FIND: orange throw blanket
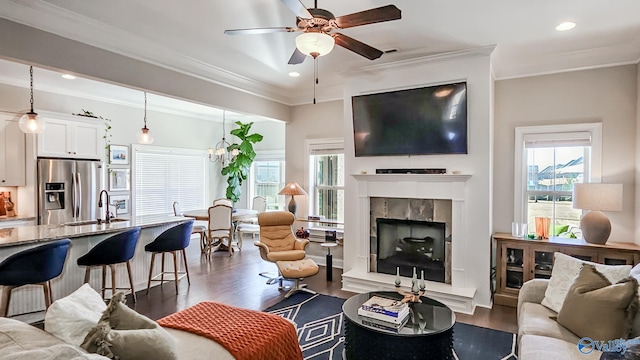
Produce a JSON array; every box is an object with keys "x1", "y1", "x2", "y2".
[{"x1": 158, "y1": 302, "x2": 302, "y2": 360}]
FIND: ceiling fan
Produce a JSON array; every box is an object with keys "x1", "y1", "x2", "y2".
[{"x1": 224, "y1": 0, "x2": 402, "y2": 64}]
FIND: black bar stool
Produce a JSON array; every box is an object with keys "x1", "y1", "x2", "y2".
[
  {"x1": 0, "y1": 239, "x2": 71, "y2": 317},
  {"x1": 145, "y1": 220, "x2": 193, "y2": 294},
  {"x1": 77, "y1": 227, "x2": 140, "y2": 303}
]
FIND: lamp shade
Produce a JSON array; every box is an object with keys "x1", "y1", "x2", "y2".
[
  {"x1": 295, "y1": 32, "x2": 335, "y2": 57},
  {"x1": 572, "y1": 183, "x2": 623, "y2": 211},
  {"x1": 278, "y1": 182, "x2": 307, "y2": 196}
]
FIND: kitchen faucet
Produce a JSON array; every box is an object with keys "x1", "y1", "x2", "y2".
[{"x1": 98, "y1": 190, "x2": 111, "y2": 224}]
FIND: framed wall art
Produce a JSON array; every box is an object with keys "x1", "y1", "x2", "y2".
[
  {"x1": 109, "y1": 145, "x2": 129, "y2": 165},
  {"x1": 109, "y1": 168, "x2": 130, "y2": 191},
  {"x1": 109, "y1": 194, "x2": 130, "y2": 215}
]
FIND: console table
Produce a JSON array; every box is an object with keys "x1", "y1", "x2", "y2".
[
  {"x1": 493, "y1": 233, "x2": 640, "y2": 307},
  {"x1": 342, "y1": 291, "x2": 455, "y2": 360}
]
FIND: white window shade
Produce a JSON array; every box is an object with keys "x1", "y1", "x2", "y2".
[
  {"x1": 524, "y1": 131, "x2": 592, "y2": 148},
  {"x1": 134, "y1": 147, "x2": 206, "y2": 216}
]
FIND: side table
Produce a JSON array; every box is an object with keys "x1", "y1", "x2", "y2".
[{"x1": 320, "y1": 242, "x2": 338, "y2": 281}]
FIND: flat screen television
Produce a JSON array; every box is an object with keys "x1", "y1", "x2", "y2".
[{"x1": 351, "y1": 82, "x2": 468, "y2": 157}]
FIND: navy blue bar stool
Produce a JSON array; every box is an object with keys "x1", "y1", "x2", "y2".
[
  {"x1": 0, "y1": 239, "x2": 71, "y2": 317},
  {"x1": 77, "y1": 227, "x2": 140, "y2": 303},
  {"x1": 145, "y1": 220, "x2": 193, "y2": 294}
]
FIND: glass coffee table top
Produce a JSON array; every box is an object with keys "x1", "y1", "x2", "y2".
[{"x1": 342, "y1": 291, "x2": 456, "y2": 337}]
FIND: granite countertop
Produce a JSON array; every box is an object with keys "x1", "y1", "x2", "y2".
[
  {"x1": 0, "y1": 215, "x2": 37, "y2": 223},
  {"x1": 0, "y1": 215, "x2": 189, "y2": 248}
]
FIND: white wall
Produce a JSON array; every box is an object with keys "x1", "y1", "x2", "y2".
[
  {"x1": 343, "y1": 49, "x2": 495, "y2": 308},
  {"x1": 494, "y1": 65, "x2": 638, "y2": 243},
  {"x1": 285, "y1": 100, "x2": 344, "y2": 219},
  {"x1": 0, "y1": 81, "x2": 285, "y2": 215},
  {"x1": 637, "y1": 63, "x2": 640, "y2": 243}
]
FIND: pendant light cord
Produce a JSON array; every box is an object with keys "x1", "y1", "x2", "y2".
[
  {"x1": 29, "y1": 66, "x2": 34, "y2": 112},
  {"x1": 143, "y1": 91, "x2": 148, "y2": 128},
  {"x1": 313, "y1": 57, "x2": 318, "y2": 104}
]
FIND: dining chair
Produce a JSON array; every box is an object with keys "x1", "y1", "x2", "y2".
[
  {"x1": 206, "y1": 204, "x2": 234, "y2": 256},
  {"x1": 173, "y1": 201, "x2": 208, "y2": 253},
  {"x1": 213, "y1": 198, "x2": 233, "y2": 207}
]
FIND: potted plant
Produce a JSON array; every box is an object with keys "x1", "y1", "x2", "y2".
[{"x1": 221, "y1": 121, "x2": 263, "y2": 203}]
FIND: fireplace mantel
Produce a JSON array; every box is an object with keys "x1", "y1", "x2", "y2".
[
  {"x1": 344, "y1": 171, "x2": 478, "y2": 314},
  {"x1": 352, "y1": 173, "x2": 472, "y2": 182}
]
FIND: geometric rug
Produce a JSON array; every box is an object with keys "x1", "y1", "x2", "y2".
[{"x1": 265, "y1": 293, "x2": 517, "y2": 360}]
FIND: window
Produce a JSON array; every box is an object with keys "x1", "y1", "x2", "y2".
[
  {"x1": 250, "y1": 160, "x2": 285, "y2": 210},
  {"x1": 306, "y1": 139, "x2": 344, "y2": 222},
  {"x1": 132, "y1": 145, "x2": 207, "y2": 216},
  {"x1": 514, "y1": 124, "x2": 602, "y2": 236}
]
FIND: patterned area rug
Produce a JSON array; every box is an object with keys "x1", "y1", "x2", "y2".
[{"x1": 265, "y1": 293, "x2": 517, "y2": 360}]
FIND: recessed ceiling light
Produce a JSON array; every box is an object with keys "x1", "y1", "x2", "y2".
[
  {"x1": 556, "y1": 22, "x2": 576, "y2": 31},
  {"x1": 288, "y1": 72, "x2": 300, "y2": 77},
  {"x1": 61, "y1": 74, "x2": 76, "y2": 80}
]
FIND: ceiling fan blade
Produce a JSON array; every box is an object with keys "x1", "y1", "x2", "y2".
[
  {"x1": 224, "y1": 27, "x2": 297, "y2": 35},
  {"x1": 288, "y1": 48, "x2": 307, "y2": 64},
  {"x1": 333, "y1": 33, "x2": 383, "y2": 60},
  {"x1": 334, "y1": 5, "x2": 402, "y2": 29},
  {"x1": 280, "y1": 0, "x2": 313, "y2": 19}
]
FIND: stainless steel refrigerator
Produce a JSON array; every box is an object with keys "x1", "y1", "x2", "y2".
[{"x1": 37, "y1": 158, "x2": 104, "y2": 225}]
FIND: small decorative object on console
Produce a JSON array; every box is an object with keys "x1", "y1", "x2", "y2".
[
  {"x1": 395, "y1": 267, "x2": 426, "y2": 303},
  {"x1": 295, "y1": 227, "x2": 310, "y2": 239}
]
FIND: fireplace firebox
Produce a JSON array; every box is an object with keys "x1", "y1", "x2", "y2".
[{"x1": 376, "y1": 218, "x2": 446, "y2": 283}]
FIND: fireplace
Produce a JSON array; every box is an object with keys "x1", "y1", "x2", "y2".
[{"x1": 376, "y1": 218, "x2": 446, "y2": 282}]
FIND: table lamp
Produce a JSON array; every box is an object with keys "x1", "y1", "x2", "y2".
[
  {"x1": 572, "y1": 183, "x2": 623, "y2": 244},
  {"x1": 278, "y1": 182, "x2": 307, "y2": 216}
]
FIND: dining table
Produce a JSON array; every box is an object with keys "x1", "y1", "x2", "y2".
[
  {"x1": 182, "y1": 208, "x2": 258, "y2": 222},
  {"x1": 182, "y1": 208, "x2": 258, "y2": 256}
]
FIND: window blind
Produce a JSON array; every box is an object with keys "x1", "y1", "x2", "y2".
[
  {"x1": 134, "y1": 148, "x2": 206, "y2": 216},
  {"x1": 524, "y1": 131, "x2": 592, "y2": 148}
]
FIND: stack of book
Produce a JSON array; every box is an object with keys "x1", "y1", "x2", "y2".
[{"x1": 357, "y1": 295, "x2": 410, "y2": 328}]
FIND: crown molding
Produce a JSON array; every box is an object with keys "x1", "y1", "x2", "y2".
[
  {"x1": 0, "y1": 0, "x2": 295, "y2": 105},
  {"x1": 343, "y1": 45, "x2": 496, "y2": 77}
]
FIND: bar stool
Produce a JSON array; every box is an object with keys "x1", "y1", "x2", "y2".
[
  {"x1": 77, "y1": 227, "x2": 141, "y2": 303},
  {"x1": 173, "y1": 201, "x2": 207, "y2": 253},
  {"x1": 145, "y1": 220, "x2": 193, "y2": 294},
  {"x1": 0, "y1": 239, "x2": 71, "y2": 317}
]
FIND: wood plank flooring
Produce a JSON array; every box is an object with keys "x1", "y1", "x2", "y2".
[{"x1": 128, "y1": 237, "x2": 518, "y2": 334}]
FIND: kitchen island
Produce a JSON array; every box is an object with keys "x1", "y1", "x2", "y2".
[{"x1": 0, "y1": 215, "x2": 190, "y2": 317}]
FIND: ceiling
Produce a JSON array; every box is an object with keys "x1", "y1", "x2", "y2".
[{"x1": 0, "y1": 0, "x2": 639, "y2": 108}]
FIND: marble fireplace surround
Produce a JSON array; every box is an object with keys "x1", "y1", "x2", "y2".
[
  {"x1": 343, "y1": 173, "x2": 477, "y2": 314},
  {"x1": 370, "y1": 197, "x2": 452, "y2": 284}
]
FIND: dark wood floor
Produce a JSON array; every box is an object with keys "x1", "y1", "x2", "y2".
[{"x1": 128, "y1": 238, "x2": 518, "y2": 334}]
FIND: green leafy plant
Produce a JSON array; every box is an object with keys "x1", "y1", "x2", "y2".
[{"x1": 221, "y1": 121, "x2": 263, "y2": 203}]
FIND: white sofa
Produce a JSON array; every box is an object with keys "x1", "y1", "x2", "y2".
[
  {"x1": 517, "y1": 278, "x2": 602, "y2": 359},
  {"x1": 0, "y1": 316, "x2": 233, "y2": 360}
]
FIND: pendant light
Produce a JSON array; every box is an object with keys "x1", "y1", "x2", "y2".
[
  {"x1": 136, "y1": 91, "x2": 154, "y2": 144},
  {"x1": 19, "y1": 66, "x2": 46, "y2": 134}
]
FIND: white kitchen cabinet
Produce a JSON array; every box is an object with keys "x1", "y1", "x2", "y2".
[
  {"x1": 0, "y1": 115, "x2": 26, "y2": 186},
  {"x1": 37, "y1": 116, "x2": 103, "y2": 160}
]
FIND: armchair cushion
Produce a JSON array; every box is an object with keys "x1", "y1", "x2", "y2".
[{"x1": 266, "y1": 250, "x2": 307, "y2": 262}]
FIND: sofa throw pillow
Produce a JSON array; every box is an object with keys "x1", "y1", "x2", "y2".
[
  {"x1": 557, "y1": 264, "x2": 638, "y2": 342},
  {"x1": 81, "y1": 292, "x2": 178, "y2": 360},
  {"x1": 44, "y1": 283, "x2": 107, "y2": 346},
  {"x1": 541, "y1": 252, "x2": 632, "y2": 313}
]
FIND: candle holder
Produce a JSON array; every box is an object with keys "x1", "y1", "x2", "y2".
[{"x1": 394, "y1": 267, "x2": 426, "y2": 303}]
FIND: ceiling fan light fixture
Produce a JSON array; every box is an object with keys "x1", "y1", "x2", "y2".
[{"x1": 295, "y1": 32, "x2": 335, "y2": 58}]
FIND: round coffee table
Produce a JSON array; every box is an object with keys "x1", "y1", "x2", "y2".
[{"x1": 342, "y1": 291, "x2": 455, "y2": 360}]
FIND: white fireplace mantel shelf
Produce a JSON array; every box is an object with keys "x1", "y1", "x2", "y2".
[{"x1": 352, "y1": 173, "x2": 472, "y2": 182}]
